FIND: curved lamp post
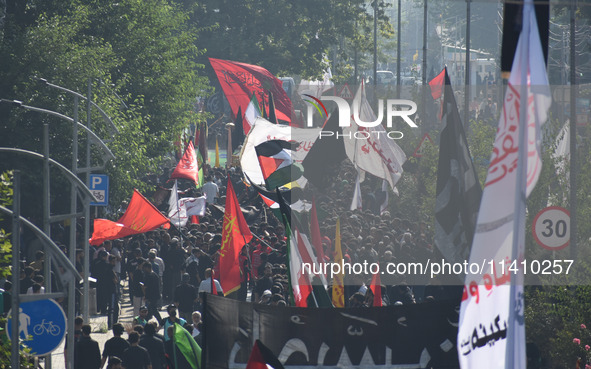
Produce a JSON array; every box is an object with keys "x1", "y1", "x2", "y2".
[{"x1": 1, "y1": 94, "x2": 115, "y2": 369}]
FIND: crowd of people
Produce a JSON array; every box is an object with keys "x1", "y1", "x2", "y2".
[{"x1": 0, "y1": 157, "x2": 462, "y2": 368}]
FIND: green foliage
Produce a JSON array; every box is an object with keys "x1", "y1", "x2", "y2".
[
  {"x1": 0, "y1": 0, "x2": 210, "y2": 214},
  {"x1": 465, "y1": 118, "x2": 496, "y2": 188},
  {"x1": 0, "y1": 330, "x2": 36, "y2": 369},
  {"x1": 194, "y1": 0, "x2": 393, "y2": 80},
  {"x1": 526, "y1": 284, "x2": 591, "y2": 368},
  {"x1": 0, "y1": 172, "x2": 34, "y2": 368},
  {"x1": 0, "y1": 171, "x2": 13, "y2": 280}
]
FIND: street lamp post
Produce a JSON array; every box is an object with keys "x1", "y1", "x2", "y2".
[
  {"x1": 226, "y1": 122, "x2": 235, "y2": 168},
  {"x1": 0, "y1": 97, "x2": 113, "y2": 368},
  {"x1": 36, "y1": 77, "x2": 118, "y2": 322},
  {"x1": 2, "y1": 148, "x2": 90, "y2": 368}
]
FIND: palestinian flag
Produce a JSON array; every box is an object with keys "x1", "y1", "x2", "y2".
[
  {"x1": 255, "y1": 140, "x2": 301, "y2": 190},
  {"x1": 246, "y1": 340, "x2": 285, "y2": 369}
]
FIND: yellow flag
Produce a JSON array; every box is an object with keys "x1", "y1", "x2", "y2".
[
  {"x1": 215, "y1": 137, "x2": 220, "y2": 168},
  {"x1": 413, "y1": 50, "x2": 419, "y2": 62},
  {"x1": 332, "y1": 218, "x2": 344, "y2": 308}
]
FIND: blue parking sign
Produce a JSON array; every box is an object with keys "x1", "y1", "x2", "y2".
[
  {"x1": 7, "y1": 299, "x2": 67, "y2": 356},
  {"x1": 89, "y1": 174, "x2": 109, "y2": 206}
]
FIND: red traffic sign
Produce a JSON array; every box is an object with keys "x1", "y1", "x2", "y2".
[
  {"x1": 338, "y1": 83, "x2": 354, "y2": 100},
  {"x1": 532, "y1": 206, "x2": 570, "y2": 250},
  {"x1": 413, "y1": 133, "x2": 434, "y2": 158}
]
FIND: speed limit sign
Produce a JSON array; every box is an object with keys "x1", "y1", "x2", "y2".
[{"x1": 532, "y1": 206, "x2": 570, "y2": 250}]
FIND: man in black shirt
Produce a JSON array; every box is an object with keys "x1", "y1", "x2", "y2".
[
  {"x1": 122, "y1": 331, "x2": 152, "y2": 369},
  {"x1": 254, "y1": 263, "x2": 274, "y2": 303},
  {"x1": 101, "y1": 323, "x2": 129, "y2": 368},
  {"x1": 173, "y1": 273, "x2": 197, "y2": 322},
  {"x1": 131, "y1": 261, "x2": 145, "y2": 317},
  {"x1": 196, "y1": 248, "x2": 213, "y2": 282},
  {"x1": 19, "y1": 267, "x2": 35, "y2": 294},
  {"x1": 74, "y1": 324, "x2": 101, "y2": 369},
  {"x1": 167, "y1": 238, "x2": 187, "y2": 298},
  {"x1": 142, "y1": 262, "x2": 162, "y2": 325},
  {"x1": 139, "y1": 323, "x2": 166, "y2": 369},
  {"x1": 94, "y1": 250, "x2": 111, "y2": 315}
]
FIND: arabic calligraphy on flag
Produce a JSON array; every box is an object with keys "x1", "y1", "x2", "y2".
[{"x1": 457, "y1": 1, "x2": 551, "y2": 367}]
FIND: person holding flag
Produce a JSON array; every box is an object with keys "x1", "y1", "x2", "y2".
[{"x1": 198, "y1": 268, "x2": 223, "y2": 296}]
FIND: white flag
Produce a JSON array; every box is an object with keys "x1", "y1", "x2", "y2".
[
  {"x1": 343, "y1": 83, "x2": 406, "y2": 191},
  {"x1": 240, "y1": 117, "x2": 320, "y2": 185},
  {"x1": 168, "y1": 180, "x2": 179, "y2": 216},
  {"x1": 458, "y1": 1, "x2": 551, "y2": 368},
  {"x1": 350, "y1": 172, "x2": 363, "y2": 211},
  {"x1": 168, "y1": 196, "x2": 207, "y2": 228},
  {"x1": 183, "y1": 196, "x2": 207, "y2": 217}
]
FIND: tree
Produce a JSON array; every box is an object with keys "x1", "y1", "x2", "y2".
[
  {"x1": 193, "y1": 0, "x2": 393, "y2": 79},
  {"x1": 0, "y1": 0, "x2": 210, "y2": 221},
  {"x1": 0, "y1": 170, "x2": 35, "y2": 369}
]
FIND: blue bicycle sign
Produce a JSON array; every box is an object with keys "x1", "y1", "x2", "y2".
[{"x1": 7, "y1": 299, "x2": 67, "y2": 356}]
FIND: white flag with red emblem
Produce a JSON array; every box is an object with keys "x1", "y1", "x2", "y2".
[{"x1": 342, "y1": 83, "x2": 406, "y2": 191}]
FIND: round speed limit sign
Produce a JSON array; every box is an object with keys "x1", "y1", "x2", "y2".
[{"x1": 532, "y1": 206, "x2": 570, "y2": 250}]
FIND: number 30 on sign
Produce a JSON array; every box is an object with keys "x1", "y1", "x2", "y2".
[{"x1": 532, "y1": 206, "x2": 570, "y2": 250}]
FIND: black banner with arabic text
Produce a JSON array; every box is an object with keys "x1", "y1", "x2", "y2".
[{"x1": 203, "y1": 294, "x2": 460, "y2": 368}]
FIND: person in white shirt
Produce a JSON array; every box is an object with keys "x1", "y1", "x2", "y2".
[
  {"x1": 191, "y1": 311, "x2": 201, "y2": 338},
  {"x1": 26, "y1": 275, "x2": 45, "y2": 294},
  {"x1": 27, "y1": 283, "x2": 44, "y2": 294},
  {"x1": 201, "y1": 177, "x2": 219, "y2": 205},
  {"x1": 198, "y1": 268, "x2": 223, "y2": 296},
  {"x1": 149, "y1": 248, "x2": 165, "y2": 279}
]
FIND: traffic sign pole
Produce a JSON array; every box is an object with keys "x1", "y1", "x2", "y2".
[{"x1": 11, "y1": 171, "x2": 21, "y2": 369}]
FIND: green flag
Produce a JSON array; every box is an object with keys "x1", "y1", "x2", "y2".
[{"x1": 173, "y1": 323, "x2": 201, "y2": 369}]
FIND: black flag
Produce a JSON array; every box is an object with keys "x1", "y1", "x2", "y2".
[
  {"x1": 434, "y1": 68, "x2": 482, "y2": 268},
  {"x1": 232, "y1": 106, "x2": 245, "y2": 153},
  {"x1": 268, "y1": 91, "x2": 278, "y2": 124},
  {"x1": 302, "y1": 109, "x2": 347, "y2": 190},
  {"x1": 501, "y1": 0, "x2": 549, "y2": 76}
]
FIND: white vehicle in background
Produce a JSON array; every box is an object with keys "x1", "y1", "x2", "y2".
[{"x1": 376, "y1": 70, "x2": 396, "y2": 85}]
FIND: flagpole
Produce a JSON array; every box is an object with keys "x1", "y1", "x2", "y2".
[
  {"x1": 240, "y1": 235, "x2": 253, "y2": 300},
  {"x1": 506, "y1": 3, "x2": 530, "y2": 368},
  {"x1": 569, "y1": 0, "x2": 577, "y2": 260}
]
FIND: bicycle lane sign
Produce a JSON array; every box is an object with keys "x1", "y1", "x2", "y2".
[{"x1": 7, "y1": 299, "x2": 67, "y2": 356}]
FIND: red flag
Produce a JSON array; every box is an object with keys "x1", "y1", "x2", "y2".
[
  {"x1": 218, "y1": 176, "x2": 253, "y2": 295},
  {"x1": 370, "y1": 272, "x2": 382, "y2": 307},
  {"x1": 89, "y1": 190, "x2": 169, "y2": 245},
  {"x1": 429, "y1": 68, "x2": 446, "y2": 100},
  {"x1": 310, "y1": 198, "x2": 325, "y2": 263},
  {"x1": 293, "y1": 231, "x2": 314, "y2": 307},
  {"x1": 246, "y1": 340, "x2": 285, "y2": 369},
  {"x1": 170, "y1": 141, "x2": 199, "y2": 185},
  {"x1": 209, "y1": 58, "x2": 291, "y2": 123}
]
